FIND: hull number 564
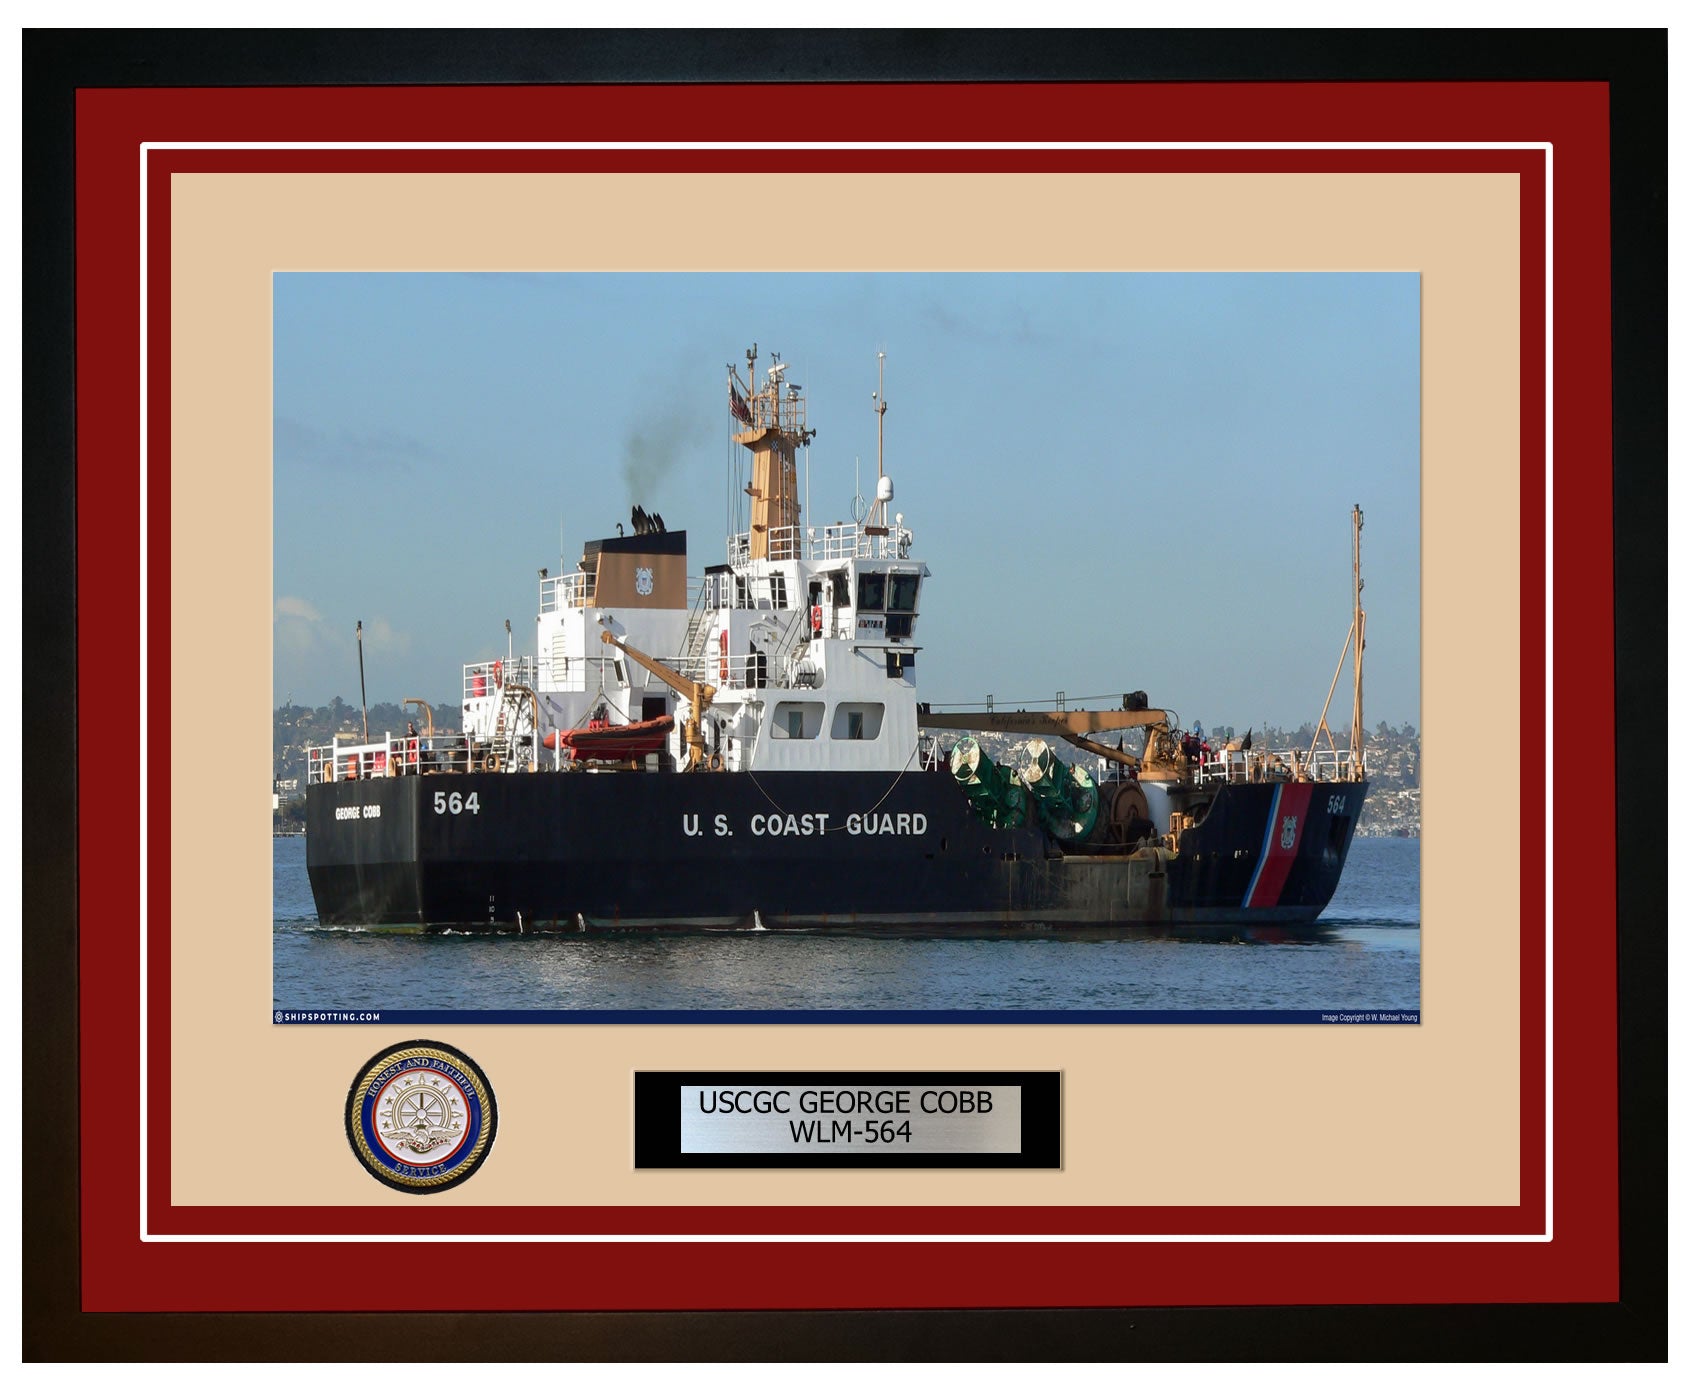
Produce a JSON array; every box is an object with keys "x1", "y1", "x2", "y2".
[{"x1": 433, "y1": 791, "x2": 482, "y2": 816}]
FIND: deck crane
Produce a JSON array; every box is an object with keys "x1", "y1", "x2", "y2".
[{"x1": 598, "y1": 627, "x2": 717, "y2": 771}]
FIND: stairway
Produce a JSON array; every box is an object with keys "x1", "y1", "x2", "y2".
[{"x1": 682, "y1": 608, "x2": 711, "y2": 682}]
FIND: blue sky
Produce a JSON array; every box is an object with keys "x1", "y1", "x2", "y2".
[{"x1": 274, "y1": 272, "x2": 1419, "y2": 731}]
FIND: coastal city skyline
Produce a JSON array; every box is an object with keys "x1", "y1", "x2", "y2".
[{"x1": 274, "y1": 271, "x2": 1420, "y2": 731}]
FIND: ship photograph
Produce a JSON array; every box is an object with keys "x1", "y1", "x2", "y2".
[{"x1": 273, "y1": 272, "x2": 1420, "y2": 1019}]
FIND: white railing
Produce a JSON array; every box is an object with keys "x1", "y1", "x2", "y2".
[
  {"x1": 712, "y1": 653, "x2": 771, "y2": 691},
  {"x1": 545, "y1": 570, "x2": 703, "y2": 615},
  {"x1": 464, "y1": 656, "x2": 538, "y2": 701},
  {"x1": 1194, "y1": 747, "x2": 1363, "y2": 785},
  {"x1": 918, "y1": 734, "x2": 952, "y2": 772},
  {"x1": 809, "y1": 521, "x2": 866, "y2": 561},
  {"x1": 806, "y1": 521, "x2": 916, "y2": 562},
  {"x1": 705, "y1": 569, "x2": 775, "y2": 611},
  {"x1": 542, "y1": 654, "x2": 622, "y2": 693},
  {"x1": 731, "y1": 523, "x2": 921, "y2": 565},
  {"x1": 540, "y1": 571, "x2": 595, "y2": 613},
  {"x1": 1298, "y1": 748, "x2": 1364, "y2": 782},
  {"x1": 728, "y1": 529, "x2": 803, "y2": 564},
  {"x1": 307, "y1": 732, "x2": 477, "y2": 783}
]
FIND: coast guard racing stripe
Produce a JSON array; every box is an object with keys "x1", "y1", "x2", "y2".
[{"x1": 1241, "y1": 784, "x2": 1315, "y2": 909}]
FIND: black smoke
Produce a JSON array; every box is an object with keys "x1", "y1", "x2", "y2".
[{"x1": 621, "y1": 403, "x2": 692, "y2": 505}]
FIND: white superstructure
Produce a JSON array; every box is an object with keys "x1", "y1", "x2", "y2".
[
  {"x1": 690, "y1": 517, "x2": 927, "y2": 773},
  {"x1": 453, "y1": 346, "x2": 930, "y2": 775}
]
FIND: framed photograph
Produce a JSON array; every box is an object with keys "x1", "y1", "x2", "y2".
[
  {"x1": 23, "y1": 29, "x2": 1666, "y2": 1360},
  {"x1": 272, "y1": 267, "x2": 1419, "y2": 1025}
]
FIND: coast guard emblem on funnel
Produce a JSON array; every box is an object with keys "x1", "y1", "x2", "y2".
[
  {"x1": 635, "y1": 566, "x2": 654, "y2": 596},
  {"x1": 1280, "y1": 815, "x2": 1298, "y2": 850},
  {"x1": 345, "y1": 1041, "x2": 497, "y2": 1194}
]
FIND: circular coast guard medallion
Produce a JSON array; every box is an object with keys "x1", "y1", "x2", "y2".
[{"x1": 345, "y1": 1040, "x2": 497, "y2": 1194}]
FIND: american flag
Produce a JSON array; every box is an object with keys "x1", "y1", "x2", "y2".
[{"x1": 729, "y1": 386, "x2": 753, "y2": 426}]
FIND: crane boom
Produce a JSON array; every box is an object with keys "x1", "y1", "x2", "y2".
[
  {"x1": 917, "y1": 708, "x2": 1170, "y2": 735},
  {"x1": 599, "y1": 627, "x2": 704, "y2": 702},
  {"x1": 919, "y1": 707, "x2": 1182, "y2": 779},
  {"x1": 598, "y1": 628, "x2": 717, "y2": 769}
]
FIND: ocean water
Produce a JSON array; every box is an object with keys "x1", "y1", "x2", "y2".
[{"x1": 272, "y1": 836, "x2": 1420, "y2": 1019}]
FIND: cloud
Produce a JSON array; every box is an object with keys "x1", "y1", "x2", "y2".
[
  {"x1": 274, "y1": 417, "x2": 444, "y2": 475},
  {"x1": 273, "y1": 598, "x2": 409, "y2": 671},
  {"x1": 360, "y1": 618, "x2": 411, "y2": 656},
  {"x1": 274, "y1": 595, "x2": 325, "y2": 663},
  {"x1": 922, "y1": 298, "x2": 1056, "y2": 349}
]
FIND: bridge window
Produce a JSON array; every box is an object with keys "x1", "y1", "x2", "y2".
[
  {"x1": 887, "y1": 572, "x2": 921, "y2": 612},
  {"x1": 856, "y1": 572, "x2": 886, "y2": 611}
]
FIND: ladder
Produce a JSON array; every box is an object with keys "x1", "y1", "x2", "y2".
[
  {"x1": 487, "y1": 687, "x2": 528, "y2": 771},
  {"x1": 682, "y1": 608, "x2": 711, "y2": 682},
  {"x1": 675, "y1": 579, "x2": 712, "y2": 682}
]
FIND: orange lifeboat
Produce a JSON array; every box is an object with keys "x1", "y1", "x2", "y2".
[{"x1": 544, "y1": 714, "x2": 675, "y2": 762}]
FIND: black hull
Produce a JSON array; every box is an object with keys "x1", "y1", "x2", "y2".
[{"x1": 304, "y1": 771, "x2": 1366, "y2": 933}]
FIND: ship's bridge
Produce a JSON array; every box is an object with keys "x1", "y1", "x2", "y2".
[
  {"x1": 693, "y1": 344, "x2": 927, "y2": 772},
  {"x1": 706, "y1": 521, "x2": 926, "y2": 682},
  {"x1": 692, "y1": 518, "x2": 926, "y2": 774}
]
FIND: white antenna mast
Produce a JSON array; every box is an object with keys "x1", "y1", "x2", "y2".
[
  {"x1": 875, "y1": 350, "x2": 887, "y2": 528},
  {"x1": 804, "y1": 362, "x2": 811, "y2": 535}
]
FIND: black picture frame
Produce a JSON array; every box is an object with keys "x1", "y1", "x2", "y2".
[{"x1": 22, "y1": 27, "x2": 1667, "y2": 1362}]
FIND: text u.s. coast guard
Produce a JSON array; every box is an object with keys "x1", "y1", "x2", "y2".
[{"x1": 681, "y1": 811, "x2": 927, "y2": 838}]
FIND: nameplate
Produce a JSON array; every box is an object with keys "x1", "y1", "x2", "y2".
[{"x1": 634, "y1": 1071, "x2": 1060, "y2": 1168}]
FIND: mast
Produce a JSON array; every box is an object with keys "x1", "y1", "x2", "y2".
[
  {"x1": 731, "y1": 344, "x2": 814, "y2": 560},
  {"x1": 875, "y1": 352, "x2": 887, "y2": 528},
  {"x1": 863, "y1": 351, "x2": 890, "y2": 537},
  {"x1": 1350, "y1": 505, "x2": 1365, "y2": 779},
  {"x1": 356, "y1": 620, "x2": 369, "y2": 743}
]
